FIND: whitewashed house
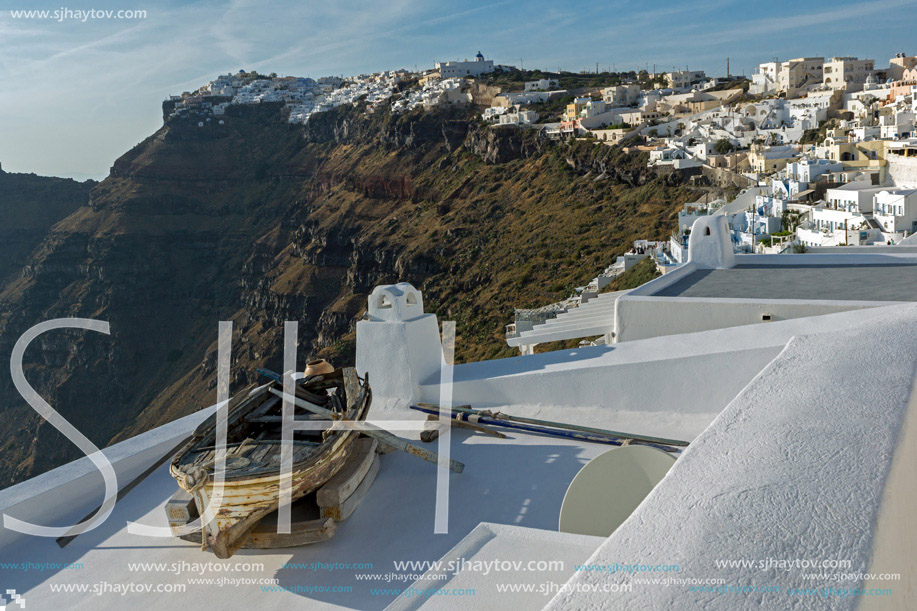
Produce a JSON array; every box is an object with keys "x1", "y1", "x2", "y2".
[
  {"x1": 602, "y1": 84, "x2": 641, "y2": 106},
  {"x1": 435, "y1": 51, "x2": 494, "y2": 78},
  {"x1": 498, "y1": 109, "x2": 539, "y2": 126},
  {"x1": 524, "y1": 78, "x2": 558, "y2": 91},
  {"x1": 873, "y1": 188, "x2": 917, "y2": 234}
]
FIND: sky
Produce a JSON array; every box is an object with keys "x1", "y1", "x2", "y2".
[{"x1": 1, "y1": 0, "x2": 916, "y2": 180}]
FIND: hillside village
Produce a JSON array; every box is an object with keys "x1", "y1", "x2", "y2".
[
  {"x1": 6, "y1": 14, "x2": 917, "y2": 604},
  {"x1": 164, "y1": 50, "x2": 917, "y2": 353}
]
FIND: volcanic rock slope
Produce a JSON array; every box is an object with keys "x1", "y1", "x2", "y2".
[{"x1": 0, "y1": 102, "x2": 693, "y2": 486}]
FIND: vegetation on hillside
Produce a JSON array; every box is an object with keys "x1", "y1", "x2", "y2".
[
  {"x1": 604, "y1": 257, "x2": 661, "y2": 292},
  {"x1": 0, "y1": 102, "x2": 695, "y2": 487},
  {"x1": 480, "y1": 67, "x2": 652, "y2": 92},
  {"x1": 800, "y1": 119, "x2": 835, "y2": 145}
]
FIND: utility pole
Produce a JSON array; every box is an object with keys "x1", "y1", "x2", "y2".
[
  {"x1": 727, "y1": 57, "x2": 730, "y2": 78},
  {"x1": 752, "y1": 201, "x2": 756, "y2": 253}
]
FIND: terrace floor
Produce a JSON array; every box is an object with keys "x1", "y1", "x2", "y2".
[
  {"x1": 0, "y1": 407, "x2": 703, "y2": 611},
  {"x1": 652, "y1": 264, "x2": 917, "y2": 302}
]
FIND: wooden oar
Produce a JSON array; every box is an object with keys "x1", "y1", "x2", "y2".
[
  {"x1": 412, "y1": 404, "x2": 684, "y2": 453},
  {"x1": 412, "y1": 405, "x2": 506, "y2": 438},
  {"x1": 438, "y1": 404, "x2": 690, "y2": 447}
]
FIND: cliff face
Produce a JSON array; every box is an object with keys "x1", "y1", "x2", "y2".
[
  {"x1": 0, "y1": 171, "x2": 93, "y2": 285},
  {"x1": 0, "y1": 103, "x2": 693, "y2": 487}
]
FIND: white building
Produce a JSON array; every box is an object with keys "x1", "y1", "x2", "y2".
[
  {"x1": 886, "y1": 139, "x2": 917, "y2": 188},
  {"x1": 873, "y1": 188, "x2": 917, "y2": 233},
  {"x1": 823, "y1": 56, "x2": 875, "y2": 92},
  {"x1": 524, "y1": 78, "x2": 558, "y2": 92},
  {"x1": 784, "y1": 158, "x2": 843, "y2": 184},
  {"x1": 492, "y1": 90, "x2": 566, "y2": 107},
  {"x1": 602, "y1": 84, "x2": 641, "y2": 106},
  {"x1": 664, "y1": 70, "x2": 706, "y2": 89},
  {"x1": 497, "y1": 109, "x2": 539, "y2": 126},
  {"x1": 435, "y1": 51, "x2": 494, "y2": 78},
  {"x1": 825, "y1": 181, "x2": 880, "y2": 214},
  {"x1": 750, "y1": 57, "x2": 824, "y2": 97},
  {"x1": 797, "y1": 182, "x2": 896, "y2": 247}
]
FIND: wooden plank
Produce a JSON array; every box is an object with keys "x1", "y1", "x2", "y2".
[
  {"x1": 316, "y1": 438, "x2": 378, "y2": 507},
  {"x1": 242, "y1": 394, "x2": 280, "y2": 423},
  {"x1": 320, "y1": 455, "x2": 380, "y2": 521},
  {"x1": 189, "y1": 439, "x2": 319, "y2": 453},
  {"x1": 246, "y1": 517, "x2": 335, "y2": 548},
  {"x1": 165, "y1": 489, "x2": 198, "y2": 537},
  {"x1": 267, "y1": 387, "x2": 464, "y2": 473},
  {"x1": 249, "y1": 443, "x2": 274, "y2": 464},
  {"x1": 243, "y1": 414, "x2": 330, "y2": 423},
  {"x1": 179, "y1": 518, "x2": 335, "y2": 549},
  {"x1": 423, "y1": 412, "x2": 508, "y2": 439},
  {"x1": 342, "y1": 368, "x2": 363, "y2": 413},
  {"x1": 191, "y1": 383, "x2": 264, "y2": 437}
]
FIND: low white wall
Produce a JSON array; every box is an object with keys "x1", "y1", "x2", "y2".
[
  {"x1": 614, "y1": 295, "x2": 890, "y2": 343},
  {"x1": 734, "y1": 252, "x2": 917, "y2": 266},
  {"x1": 421, "y1": 344, "x2": 781, "y2": 421},
  {"x1": 0, "y1": 409, "x2": 208, "y2": 551},
  {"x1": 627, "y1": 261, "x2": 697, "y2": 296},
  {"x1": 548, "y1": 303, "x2": 917, "y2": 610}
]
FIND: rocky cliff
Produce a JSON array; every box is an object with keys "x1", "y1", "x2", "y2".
[
  {"x1": 0, "y1": 170, "x2": 93, "y2": 285},
  {"x1": 0, "y1": 102, "x2": 693, "y2": 487}
]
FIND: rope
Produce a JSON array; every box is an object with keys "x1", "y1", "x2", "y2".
[{"x1": 180, "y1": 438, "x2": 257, "y2": 492}]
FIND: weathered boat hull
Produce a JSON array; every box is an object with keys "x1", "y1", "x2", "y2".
[
  {"x1": 170, "y1": 368, "x2": 370, "y2": 558},
  {"x1": 193, "y1": 434, "x2": 356, "y2": 558}
]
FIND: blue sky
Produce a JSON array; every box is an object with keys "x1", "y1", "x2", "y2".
[{"x1": 1, "y1": 0, "x2": 916, "y2": 179}]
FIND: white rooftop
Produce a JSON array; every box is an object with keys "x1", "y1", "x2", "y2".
[{"x1": 2, "y1": 222, "x2": 916, "y2": 608}]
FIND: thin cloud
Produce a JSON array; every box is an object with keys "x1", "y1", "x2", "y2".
[{"x1": 1, "y1": 0, "x2": 916, "y2": 177}]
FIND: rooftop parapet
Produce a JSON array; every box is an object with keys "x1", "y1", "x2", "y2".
[
  {"x1": 357, "y1": 283, "x2": 443, "y2": 402},
  {"x1": 687, "y1": 215, "x2": 736, "y2": 269},
  {"x1": 366, "y1": 282, "x2": 424, "y2": 322}
]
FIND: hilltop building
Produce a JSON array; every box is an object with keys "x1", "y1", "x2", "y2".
[
  {"x1": 435, "y1": 51, "x2": 494, "y2": 78},
  {"x1": 751, "y1": 57, "x2": 824, "y2": 97},
  {"x1": 887, "y1": 52, "x2": 917, "y2": 81},
  {"x1": 524, "y1": 78, "x2": 558, "y2": 91},
  {"x1": 749, "y1": 56, "x2": 875, "y2": 96},
  {"x1": 602, "y1": 84, "x2": 641, "y2": 106},
  {"x1": 823, "y1": 56, "x2": 875, "y2": 92},
  {"x1": 664, "y1": 69, "x2": 706, "y2": 89}
]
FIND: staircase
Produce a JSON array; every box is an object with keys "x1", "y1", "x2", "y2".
[{"x1": 506, "y1": 290, "x2": 629, "y2": 354}]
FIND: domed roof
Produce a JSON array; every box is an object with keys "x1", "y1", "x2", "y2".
[{"x1": 475, "y1": 51, "x2": 484, "y2": 60}]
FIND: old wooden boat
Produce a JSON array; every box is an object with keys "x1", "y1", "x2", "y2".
[{"x1": 170, "y1": 367, "x2": 371, "y2": 558}]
